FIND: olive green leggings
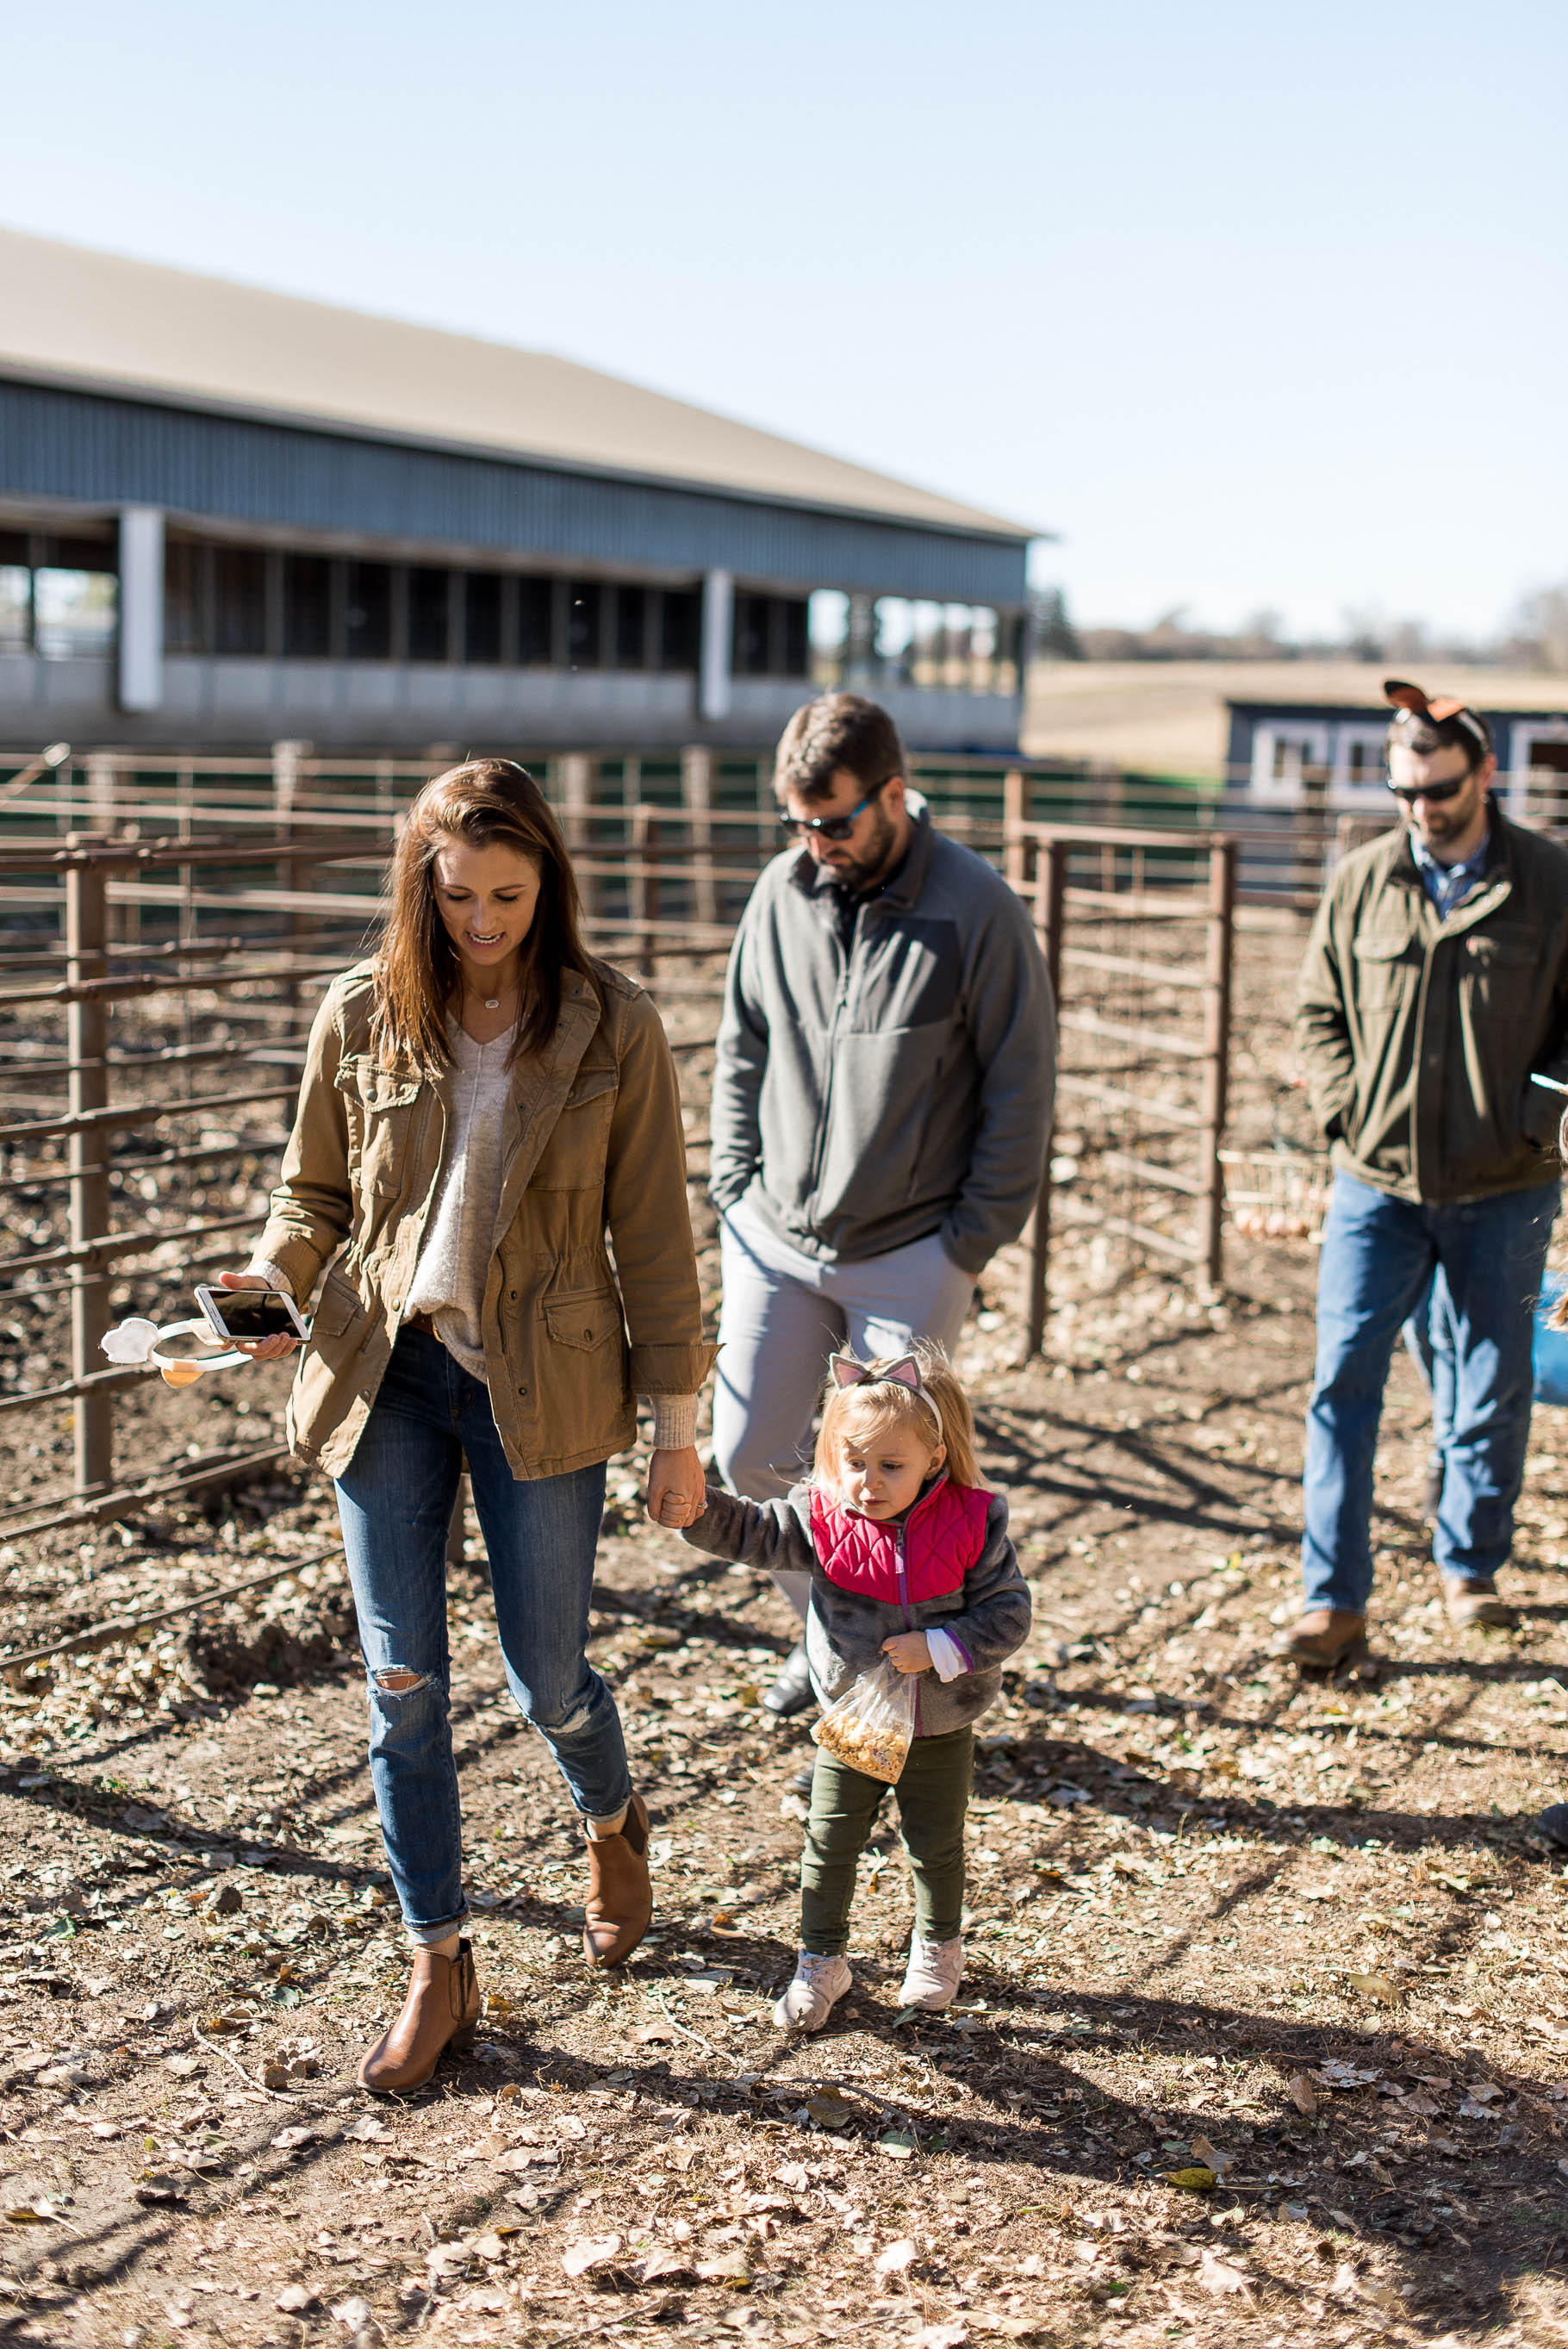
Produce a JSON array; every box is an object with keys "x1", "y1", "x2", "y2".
[{"x1": 800, "y1": 1725, "x2": 974, "y2": 1956}]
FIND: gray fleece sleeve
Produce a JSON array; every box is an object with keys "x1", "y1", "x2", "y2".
[
  {"x1": 679, "y1": 1485, "x2": 817, "y2": 1577},
  {"x1": 935, "y1": 1493, "x2": 1032, "y2": 1673},
  {"x1": 944, "y1": 885, "x2": 1056, "y2": 1275},
  {"x1": 707, "y1": 913, "x2": 768, "y2": 1216}
]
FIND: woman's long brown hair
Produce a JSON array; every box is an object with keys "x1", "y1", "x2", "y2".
[{"x1": 370, "y1": 758, "x2": 596, "y2": 1073}]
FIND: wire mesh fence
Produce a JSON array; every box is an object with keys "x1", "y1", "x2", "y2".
[{"x1": 2, "y1": 743, "x2": 1241, "y2": 1540}]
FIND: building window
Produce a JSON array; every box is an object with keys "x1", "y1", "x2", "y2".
[
  {"x1": 782, "y1": 597, "x2": 808, "y2": 677},
  {"x1": 659, "y1": 589, "x2": 700, "y2": 673},
  {"x1": 408, "y1": 567, "x2": 450, "y2": 662},
  {"x1": 867, "y1": 597, "x2": 1014, "y2": 695},
  {"x1": 464, "y1": 572, "x2": 503, "y2": 664},
  {"x1": 518, "y1": 576, "x2": 553, "y2": 666},
  {"x1": 733, "y1": 592, "x2": 772, "y2": 676},
  {"x1": 567, "y1": 582, "x2": 600, "y2": 670},
  {"x1": 213, "y1": 545, "x2": 267, "y2": 656},
  {"x1": 283, "y1": 555, "x2": 332, "y2": 657},
  {"x1": 345, "y1": 561, "x2": 392, "y2": 659},
  {"x1": 613, "y1": 585, "x2": 646, "y2": 670},
  {"x1": 735, "y1": 592, "x2": 810, "y2": 677},
  {"x1": 809, "y1": 590, "x2": 849, "y2": 688},
  {"x1": 34, "y1": 567, "x2": 117, "y2": 661},
  {"x1": 1, "y1": 530, "x2": 33, "y2": 653},
  {"x1": 164, "y1": 539, "x2": 204, "y2": 653}
]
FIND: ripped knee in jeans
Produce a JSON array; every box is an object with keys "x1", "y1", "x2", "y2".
[{"x1": 371, "y1": 1667, "x2": 432, "y2": 1695}]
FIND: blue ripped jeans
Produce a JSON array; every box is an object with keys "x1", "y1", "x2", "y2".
[{"x1": 333, "y1": 1326, "x2": 628, "y2": 1944}]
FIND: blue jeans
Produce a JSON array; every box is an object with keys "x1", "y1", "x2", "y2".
[
  {"x1": 1302, "y1": 1173, "x2": 1558, "y2": 1613},
  {"x1": 333, "y1": 1327, "x2": 628, "y2": 1943}
]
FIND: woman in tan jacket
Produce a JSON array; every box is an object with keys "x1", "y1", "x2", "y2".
[{"x1": 222, "y1": 759, "x2": 712, "y2": 2091}]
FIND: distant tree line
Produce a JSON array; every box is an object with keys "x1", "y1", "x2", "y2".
[{"x1": 1030, "y1": 583, "x2": 1568, "y2": 671}]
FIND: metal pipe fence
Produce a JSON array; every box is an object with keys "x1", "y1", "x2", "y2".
[{"x1": 2, "y1": 751, "x2": 1236, "y2": 1538}]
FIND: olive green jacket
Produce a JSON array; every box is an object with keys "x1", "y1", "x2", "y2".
[
  {"x1": 1296, "y1": 810, "x2": 1568, "y2": 1203},
  {"x1": 254, "y1": 959, "x2": 715, "y2": 1481}
]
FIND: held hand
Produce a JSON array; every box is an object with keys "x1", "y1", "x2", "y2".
[
  {"x1": 215, "y1": 1268, "x2": 302, "y2": 1361},
  {"x1": 647, "y1": 1445, "x2": 706, "y2": 1530},
  {"x1": 881, "y1": 1631, "x2": 933, "y2": 1675}
]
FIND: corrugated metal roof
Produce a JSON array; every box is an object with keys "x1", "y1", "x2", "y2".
[{"x1": 0, "y1": 226, "x2": 1034, "y2": 542}]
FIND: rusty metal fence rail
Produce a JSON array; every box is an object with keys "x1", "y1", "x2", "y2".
[{"x1": 2, "y1": 782, "x2": 1236, "y2": 1539}]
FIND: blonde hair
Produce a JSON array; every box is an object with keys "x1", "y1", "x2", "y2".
[{"x1": 812, "y1": 1338, "x2": 982, "y2": 1492}]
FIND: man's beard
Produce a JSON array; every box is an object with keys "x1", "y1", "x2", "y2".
[{"x1": 821, "y1": 804, "x2": 900, "y2": 894}]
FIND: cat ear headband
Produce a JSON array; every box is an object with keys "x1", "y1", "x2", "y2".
[{"x1": 829, "y1": 1352, "x2": 944, "y2": 1448}]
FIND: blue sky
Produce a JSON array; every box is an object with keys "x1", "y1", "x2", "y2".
[{"x1": 6, "y1": 0, "x2": 1565, "y2": 637}]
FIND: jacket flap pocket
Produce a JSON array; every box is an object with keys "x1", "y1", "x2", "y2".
[
  {"x1": 333, "y1": 1056, "x2": 423, "y2": 1111},
  {"x1": 313, "y1": 1270, "x2": 364, "y2": 1340},
  {"x1": 561, "y1": 1066, "x2": 618, "y2": 1111},
  {"x1": 1466, "y1": 928, "x2": 1534, "y2": 964},
  {"x1": 1352, "y1": 931, "x2": 1411, "y2": 963},
  {"x1": 544, "y1": 1289, "x2": 622, "y2": 1352}
]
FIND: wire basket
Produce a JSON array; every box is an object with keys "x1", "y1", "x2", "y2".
[{"x1": 1219, "y1": 1148, "x2": 1330, "y2": 1244}]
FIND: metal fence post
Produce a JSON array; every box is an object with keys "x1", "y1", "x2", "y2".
[
  {"x1": 1002, "y1": 767, "x2": 1026, "y2": 888},
  {"x1": 681, "y1": 745, "x2": 717, "y2": 925},
  {"x1": 65, "y1": 839, "x2": 114, "y2": 1499},
  {"x1": 559, "y1": 755, "x2": 598, "y2": 916},
  {"x1": 1198, "y1": 838, "x2": 1237, "y2": 1287},
  {"x1": 1024, "y1": 836, "x2": 1067, "y2": 1356}
]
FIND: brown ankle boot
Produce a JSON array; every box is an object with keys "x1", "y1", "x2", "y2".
[
  {"x1": 583, "y1": 1793, "x2": 652, "y2": 1967},
  {"x1": 1269, "y1": 1608, "x2": 1367, "y2": 1670},
  {"x1": 357, "y1": 1939, "x2": 480, "y2": 2094}
]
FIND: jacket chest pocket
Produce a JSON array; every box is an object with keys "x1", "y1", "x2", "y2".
[
  {"x1": 531, "y1": 1067, "x2": 619, "y2": 1192},
  {"x1": 1463, "y1": 926, "x2": 1536, "y2": 1017},
  {"x1": 334, "y1": 1056, "x2": 425, "y2": 1200},
  {"x1": 1352, "y1": 928, "x2": 1417, "y2": 1013}
]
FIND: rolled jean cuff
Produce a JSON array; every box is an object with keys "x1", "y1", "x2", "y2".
[{"x1": 405, "y1": 1910, "x2": 468, "y2": 1947}]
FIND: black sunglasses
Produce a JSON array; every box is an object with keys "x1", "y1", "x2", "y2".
[
  {"x1": 779, "y1": 776, "x2": 893, "y2": 843},
  {"x1": 1385, "y1": 772, "x2": 1469, "y2": 807}
]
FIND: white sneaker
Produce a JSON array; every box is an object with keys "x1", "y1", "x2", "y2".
[
  {"x1": 772, "y1": 1949, "x2": 853, "y2": 2032},
  {"x1": 899, "y1": 1935, "x2": 964, "y2": 2010}
]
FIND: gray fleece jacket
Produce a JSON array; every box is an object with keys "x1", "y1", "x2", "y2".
[
  {"x1": 681, "y1": 1479, "x2": 1031, "y2": 1737},
  {"x1": 708, "y1": 813, "x2": 1055, "y2": 1273}
]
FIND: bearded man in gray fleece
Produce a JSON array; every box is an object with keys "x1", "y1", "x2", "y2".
[{"x1": 708, "y1": 692, "x2": 1055, "y2": 1720}]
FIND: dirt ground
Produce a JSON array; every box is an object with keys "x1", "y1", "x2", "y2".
[{"x1": 2, "y1": 923, "x2": 1567, "y2": 2349}]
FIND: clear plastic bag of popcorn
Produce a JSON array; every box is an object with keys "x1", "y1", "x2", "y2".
[{"x1": 810, "y1": 1659, "x2": 918, "y2": 1784}]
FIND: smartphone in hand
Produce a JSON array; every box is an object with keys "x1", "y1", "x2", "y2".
[{"x1": 194, "y1": 1286, "x2": 310, "y2": 1345}]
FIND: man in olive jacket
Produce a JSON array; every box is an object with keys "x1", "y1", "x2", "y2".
[{"x1": 1280, "y1": 680, "x2": 1568, "y2": 1668}]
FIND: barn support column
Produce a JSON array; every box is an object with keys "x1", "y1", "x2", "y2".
[
  {"x1": 117, "y1": 507, "x2": 165, "y2": 713},
  {"x1": 700, "y1": 568, "x2": 733, "y2": 722}
]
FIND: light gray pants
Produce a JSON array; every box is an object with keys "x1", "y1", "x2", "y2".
[{"x1": 712, "y1": 1196, "x2": 975, "y2": 1623}]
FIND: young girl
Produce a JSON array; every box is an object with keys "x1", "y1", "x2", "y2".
[{"x1": 678, "y1": 1341, "x2": 1030, "y2": 2029}]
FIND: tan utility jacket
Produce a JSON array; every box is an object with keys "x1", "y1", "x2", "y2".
[
  {"x1": 1296, "y1": 810, "x2": 1568, "y2": 1203},
  {"x1": 254, "y1": 958, "x2": 715, "y2": 1481}
]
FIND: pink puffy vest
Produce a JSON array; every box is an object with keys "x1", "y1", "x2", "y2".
[{"x1": 809, "y1": 1477, "x2": 992, "y2": 1607}]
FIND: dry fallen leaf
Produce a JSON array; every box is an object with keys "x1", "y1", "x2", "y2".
[
  {"x1": 914, "y1": 2326, "x2": 970, "y2": 2349},
  {"x1": 562, "y1": 2234, "x2": 623, "y2": 2277},
  {"x1": 1198, "y1": 2250, "x2": 1253, "y2": 2299},
  {"x1": 638, "y1": 2248, "x2": 692, "y2": 2284},
  {"x1": 1288, "y1": 2072, "x2": 1319, "y2": 2116},
  {"x1": 1346, "y1": 1972, "x2": 1403, "y2": 2006},
  {"x1": 276, "y1": 2285, "x2": 314, "y2": 2313},
  {"x1": 634, "y1": 2021, "x2": 678, "y2": 2044},
  {"x1": 1190, "y1": 2135, "x2": 1233, "y2": 2178},
  {"x1": 874, "y1": 2237, "x2": 918, "y2": 2273}
]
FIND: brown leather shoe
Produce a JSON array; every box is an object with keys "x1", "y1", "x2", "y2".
[
  {"x1": 583, "y1": 1792, "x2": 652, "y2": 1967},
  {"x1": 1269, "y1": 1608, "x2": 1367, "y2": 1669},
  {"x1": 1441, "y1": 1575, "x2": 1515, "y2": 1629},
  {"x1": 357, "y1": 1939, "x2": 480, "y2": 2094}
]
